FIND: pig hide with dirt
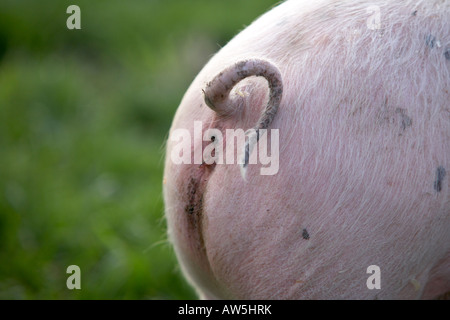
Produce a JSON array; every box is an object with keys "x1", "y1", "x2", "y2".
[{"x1": 163, "y1": 0, "x2": 449, "y2": 299}]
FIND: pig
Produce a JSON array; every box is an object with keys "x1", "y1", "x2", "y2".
[{"x1": 163, "y1": 0, "x2": 449, "y2": 299}]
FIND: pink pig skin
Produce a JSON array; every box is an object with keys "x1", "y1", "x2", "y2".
[{"x1": 163, "y1": 0, "x2": 449, "y2": 299}]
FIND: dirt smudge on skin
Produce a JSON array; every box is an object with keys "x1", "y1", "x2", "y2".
[
  {"x1": 395, "y1": 108, "x2": 412, "y2": 131},
  {"x1": 434, "y1": 166, "x2": 446, "y2": 192},
  {"x1": 302, "y1": 228, "x2": 310, "y2": 240},
  {"x1": 185, "y1": 177, "x2": 206, "y2": 253},
  {"x1": 425, "y1": 34, "x2": 436, "y2": 49},
  {"x1": 376, "y1": 106, "x2": 413, "y2": 135}
]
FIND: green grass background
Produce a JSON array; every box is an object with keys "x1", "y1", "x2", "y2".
[{"x1": 0, "y1": 0, "x2": 279, "y2": 299}]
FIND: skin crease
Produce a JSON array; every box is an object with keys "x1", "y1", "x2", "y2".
[{"x1": 163, "y1": 0, "x2": 449, "y2": 299}]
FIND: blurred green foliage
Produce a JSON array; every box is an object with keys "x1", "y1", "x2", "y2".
[{"x1": 0, "y1": 0, "x2": 278, "y2": 299}]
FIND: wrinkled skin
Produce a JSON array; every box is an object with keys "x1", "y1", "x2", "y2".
[{"x1": 163, "y1": 0, "x2": 449, "y2": 299}]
